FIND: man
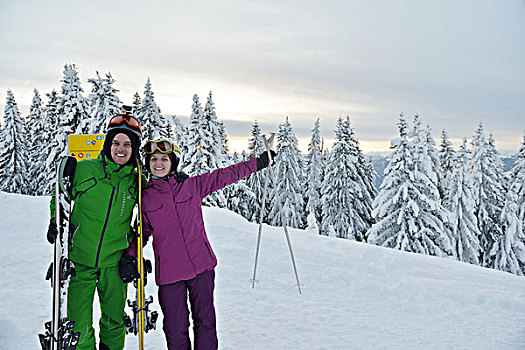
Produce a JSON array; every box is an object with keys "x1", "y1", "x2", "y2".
[{"x1": 47, "y1": 113, "x2": 142, "y2": 350}]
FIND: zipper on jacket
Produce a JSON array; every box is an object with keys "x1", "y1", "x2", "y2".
[
  {"x1": 95, "y1": 187, "x2": 116, "y2": 268},
  {"x1": 157, "y1": 255, "x2": 160, "y2": 278},
  {"x1": 204, "y1": 240, "x2": 214, "y2": 261}
]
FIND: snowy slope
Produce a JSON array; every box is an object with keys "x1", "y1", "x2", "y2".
[{"x1": 2, "y1": 192, "x2": 525, "y2": 349}]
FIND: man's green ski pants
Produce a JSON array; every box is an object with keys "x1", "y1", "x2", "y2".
[{"x1": 67, "y1": 263, "x2": 127, "y2": 350}]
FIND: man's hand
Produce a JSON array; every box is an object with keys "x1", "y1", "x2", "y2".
[
  {"x1": 118, "y1": 254, "x2": 140, "y2": 283},
  {"x1": 47, "y1": 221, "x2": 58, "y2": 244}
]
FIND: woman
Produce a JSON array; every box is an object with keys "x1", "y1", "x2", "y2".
[{"x1": 119, "y1": 139, "x2": 274, "y2": 350}]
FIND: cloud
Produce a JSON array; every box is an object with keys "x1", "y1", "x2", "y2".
[{"x1": 1, "y1": 0, "x2": 524, "y2": 152}]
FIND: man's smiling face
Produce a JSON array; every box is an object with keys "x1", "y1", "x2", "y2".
[{"x1": 110, "y1": 133, "x2": 132, "y2": 165}]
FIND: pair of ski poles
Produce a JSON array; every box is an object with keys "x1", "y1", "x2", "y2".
[{"x1": 250, "y1": 133, "x2": 302, "y2": 295}]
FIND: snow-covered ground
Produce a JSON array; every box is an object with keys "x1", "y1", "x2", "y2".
[{"x1": 2, "y1": 192, "x2": 525, "y2": 349}]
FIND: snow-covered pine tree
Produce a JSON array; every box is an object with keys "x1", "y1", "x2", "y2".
[
  {"x1": 245, "y1": 120, "x2": 267, "y2": 223},
  {"x1": 42, "y1": 90, "x2": 60, "y2": 195},
  {"x1": 304, "y1": 118, "x2": 323, "y2": 232},
  {"x1": 57, "y1": 64, "x2": 90, "y2": 139},
  {"x1": 137, "y1": 78, "x2": 167, "y2": 142},
  {"x1": 0, "y1": 90, "x2": 30, "y2": 194},
  {"x1": 470, "y1": 124, "x2": 506, "y2": 266},
  {"x1": 203, "y1": 91, "x2": 226, "y2": 164},
  {"x1": 26, "y1": 89, "x2": 47, "y2": 195},
  {"x1": 502, "y1": 132, "x2": 525, "y2": 274},
  {"x1": 367, "y1": 114, "x2": 453, "y2": 256},
  {"x1": 182, "y1": 93, "x2": 226, "y2": 207},
  {"x1": 225, "y1": 151, "x2": 255, "y2": 219},
  {"x1": 217, "y1": 120, "x2": 230, "y2": 157},
  {"x1": 132, "y1": 92, "x2": 142, "y2": 116},
  {"x1": 488, "y1": 133, "x2": 525, "y2": 276},
  {"x1": 178, "y1": 124, "x2": 191, "y2": 170},
  {"x1": 489, "y1": 184, "x2": 525, "y2": 275},
  {"x1": 511, "y1": 133, "x2": 525, "y2": 253},
  {"x1": 445, "y1": 138, "x2": 481, "y2": 264},
  {"x1": 88, "y1": 71, "x2": 121, "y2": 134},
  {"x1": 356, "y1": 148, "x2": 377, "y2": 239},
  {"x1": 205, "y1": 91, "x2": 234, "y2": 207},
  {"x1": 86, "y1": 72, "x2": 103, "y2": 132},
  {"x1": 424, "y1": 124, "x2": 445, "y2": 199},
  {"x1": 268, "y1": 117, "x2": 304, "y2": 228},
  {"x1": 321, "y1": 116, "x2": 374, "y2": 240},
  {"x1": 165, "y1": 115, "x2": 175, "y2": 139},
  {"x1": 439, "y1": 129, "x2": 456, "y2": 199},
  {"x1": 170, "y1": 115, "x2": 186, "y2": 145}
]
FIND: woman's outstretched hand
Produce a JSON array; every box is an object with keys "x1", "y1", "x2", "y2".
[{"x1": 256, "y1": 150, "x2": 277, "y2": 171}]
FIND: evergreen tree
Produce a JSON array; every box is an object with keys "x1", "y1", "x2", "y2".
[
  {"x1": 439, "y1": 129, "x2": 456, "y2": 199},
  {"x1": 0, "y1": 90, "x2": 30, "y2": 194},
  {"x1": 321, "y1": 117, "x2": 374, "y2": 240},
  {"x1": 246, "y1": 120, "x2": 267, "y2": 223},
  {"x1": 304, "y1": 118, "x2": 323, "y2": 231},
  {"x1": 511, "y1": 133, "x2": 525, "y2": 251},
  {"x1": 182, "y1": 94, "x2": 226, "y2": 207},
  {"x1": 471, "y1": 124, "x2": 505, "y2": 266},
  {"x1": 132, "y1": 92, "x2": 142, "y2": 116},
  {"x1": 490, "y1": 185, "x2": 525, "y2": 275},
  {"x1": 225, "y1": 151, "x2": 256, "y2": 219},
  {"x1": 88, "y1": 71, "x2": 121, "y2": 134},
  {"x1": 424, "y1": 124, "x2": 445, "y2": 199},
  {"x1": 57, "y1": 64, "x2": 90, "y2": 138},
  {"x1": 367, "y1": 114, "x2": 453, "y2": 256},
  {"x1": 178, "y1": 125, "x2": 191, "y2": 170},
  {"x1": 137, "y1": 78, "x2": 166, "y2": 142},
  {"x1": 42, "y1": 90, "x2": 60, "y2": 195},
  {"x1": 268, "y1": 117, "x2": 304, "y2": 228},
  {"x1": 203, "y1": 91, "x2": 226, "y2": 164},
  {"x1": 445, "y1": 139, "x2": 481, "y2": 264},
  {"x1": 26, "y1": 89, "x2": 47, "y2": 195},
  {"x1": 165, "y1": 115, "x2": 175, "y2": 139},
  {"x1": 170, "y1": 115, "x2": 186, "y2": 145},
  {"x1": 217, "y1": 120, "x2": 229, "y2": 156}
]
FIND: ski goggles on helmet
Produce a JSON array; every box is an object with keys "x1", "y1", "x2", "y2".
[
  {"x1": 108, "y1": 114, "x2": 142, "y2": 135},
  {"x1": 145, "y1": 140, "x2": 181, "y2": 154}
]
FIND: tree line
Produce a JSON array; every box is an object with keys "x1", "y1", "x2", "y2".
[{"x1": 1, "y1": 64, "x2": 524, "y2": 276}]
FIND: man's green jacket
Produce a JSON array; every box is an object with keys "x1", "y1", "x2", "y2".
[{"x1": 50, "y1": 154, "x2": 139, "y2": 268}]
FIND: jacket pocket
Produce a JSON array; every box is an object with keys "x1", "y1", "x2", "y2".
[
  {"x1": 143, "y1": 201, "x2": 163, "y2": 213},
  {"x1": 174, "y1": 192, "x2": 192, "y2": 204},
  {"x1": 69, "y1": 223, "x2": 80, "y2": 251},
  {"x1": 143, "y1": 203, "x2": 164, "y2": 236},
  {"x1": 75, "y1": 177, "x2": 97, "y2": 199},
  {"x1": 127, "y1": 185, "x2": 138, "y2": 202}
]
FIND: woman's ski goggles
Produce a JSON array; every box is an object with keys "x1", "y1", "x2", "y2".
[
  {"x1": 145, "y1": 140, "x2": 181, "y2": 154},
  {"x1": 108, "y1": 114, "x2": 142, "y2": 135}
]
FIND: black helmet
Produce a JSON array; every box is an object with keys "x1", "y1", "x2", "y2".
[{"x1": 102, "y1": 114, "x2": 142, "y2": 166}]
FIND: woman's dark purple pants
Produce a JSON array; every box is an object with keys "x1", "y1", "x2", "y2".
[{"x1": 158, "y1": 269, "x2": 218, "y2": 350}]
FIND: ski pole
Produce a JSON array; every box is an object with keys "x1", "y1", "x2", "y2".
[
  {"x1": 262, "y1": 134, "x2": 302, "y2": 294},
  {"x1": 250, "y1": 134, "x2": 274, "y2": 289}
]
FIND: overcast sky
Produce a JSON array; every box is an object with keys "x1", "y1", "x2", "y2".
[{"x1": 1, "y1": 0, "x2": 524, "y2": 153}]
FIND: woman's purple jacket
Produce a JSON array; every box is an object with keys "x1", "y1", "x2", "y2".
[{"x1": 128, "y1": 157, "x2": 258, "y2": 286}]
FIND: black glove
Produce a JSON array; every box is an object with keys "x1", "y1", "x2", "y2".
[
  {"x1": 176, "y1": 171, "x2": 189, "y2": 183},
  {"x1": 256, "y1": 150, "x2": 277, "y2": 171},
  {"x1": 47, "y1": 221, "x2": 58, "y2": 244},
  {"x1": 119, "y1": 254, "x2": 140, "y2": 283}
]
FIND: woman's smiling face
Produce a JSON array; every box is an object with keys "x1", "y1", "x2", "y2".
[{"x1": 149, "y1": 152, "x2": 171, "y2": 178}]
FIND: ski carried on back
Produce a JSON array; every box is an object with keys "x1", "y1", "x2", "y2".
[
  {"x1": 123, "y1": 159, "x2": 158, "y2": 349},
  {"x1": 39, "y1": 156, "x2": 80, "y2": 350}
]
